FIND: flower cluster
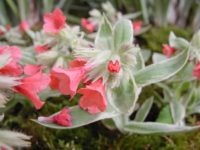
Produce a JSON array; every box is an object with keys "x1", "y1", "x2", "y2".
[
  {"x1": 1, "y1": 6, "x2": 200, "y2": 135},
  {"x1": 80, "y1": 1, "x2": 144, "y2": 34}
]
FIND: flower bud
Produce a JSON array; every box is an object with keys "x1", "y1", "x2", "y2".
[{"x1": 107, "y1": 60, "x2": 121, "y2": 73}]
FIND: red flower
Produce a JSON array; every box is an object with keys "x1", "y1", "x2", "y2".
[
  {"x1": 192, "y1": 62, "x2": 200, "y2": 80},
  {"x1": 0, "y1": 46, "x2": 23, "y2": 76},
  {"x1": 43, "y1": 8, "x2": 66, "y2": 34},
  {"x1": 24, "y1": 64, "x2": 44, "y2": 75},
  {"x1": 162, "y1": 44, "x2": 176, "y2": 58},
  {"x1": 14, "y1": 72, "x2": 50, "y2": 109},
  {"x1": 69, "y1": 58, "x2": 87, "y2": 68},
  {"x1": 78, "y1": 78, "x2": 107, "y2": 114},
  {"x1": 52, "y1": 107, "x2": 72, "y2": 126},
  {"x1": 38, "y1": 107, "x2": 72, "y2": 126},
  {"x1": 35, "y1": 45, "x2": 50, "y2": 54},
  {"x1": 50, "y1": 67, "x2": 86, "y2": 98},
  {"x1": 132, "y1": 21, "x2": 142, "y2": 33},
  {"x1": 19, "y1": 20, "x2": 29, "y2": 32},
  {"x1": 107, "y1": 60, "x2": 121, "y2": 73},
  {"x1": 81, "y1": 18, "x2": 95, "y2": 33}
]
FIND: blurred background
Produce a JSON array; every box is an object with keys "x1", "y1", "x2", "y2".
[{"x1": 1, "y1": 0, "x2": 200, "y2": 149}]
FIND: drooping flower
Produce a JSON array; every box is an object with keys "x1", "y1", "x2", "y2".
[
  {"x1": 107, "y1": 60, "x2": 121, "y2": 73},
  {"x1": 50, "y1": 67, "x2": 86, "y2": 98},
  {"x1": 132, "y1": 21, "x2": 142, "y2": 33},
  {"x1": 78, "y1": 78, "x2": 107, "y2": 114},
  {"x1": 81, "y1": 18, "x2": 95, "y2": 33},
  {"x1": 19, "y1": 20, "x2": 30, "y2": 32},
  {"x1": 192, "y1": 62, "x2": 200, "y2": 80},
  {"x1": 69, "y1": 58, "x2": 87, "y2": 68},
  {"x1": 24, "y1": 64, "x2": 44, "y2": 75},
  {"x1": 38, "y1": 107, "x2": 72, "y2": 126},
  {"x1": 0, "y1": 46, "x2": 23, "y2": 76},
  {"x1": 14, "y1": 72, "x2": 50, "y2": 109},
  {"x1": 34, "y1": 45, "x2": 50, "y2": 54},
  {"x1": 43, "y1": 8, "x2": 66, "y2": 34},
  {"x1": 162, "y1": 44, "x2": 176, "y2": 58}
]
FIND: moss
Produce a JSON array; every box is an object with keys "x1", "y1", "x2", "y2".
[{"x1": 2, "y1": 96, "x2": 200, "y2": 150}]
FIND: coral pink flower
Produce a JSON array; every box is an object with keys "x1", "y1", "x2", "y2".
[
  {"x1": 69, "y1": 58, "x2": 87, "y2": 68},
  {"x1": 0, "y1": 46, "x2": 23, "y2": 76},
  {"x1": 81, "y1": 18, "x2": 95, "y2": 33},
  {"x1": 14, "y1": 72, "x2": 50, "y2": 109},
  {"x1": 50, "y1": 67, "x2": 86, "y2": 98},
  {"x1": 35, "y1": 45, "x2": 50, "y2": 53},
  {"x1": 78, "y1": 78, "x2": 107, "y2": 114},
  {"x1": 53, "y1": 107, "x2": 72, "y2": 126},
  {"x1": 5, "y1": 24, "x2": 11, "y2": 31},
  {"x1": 38, "y1": 107, "x2": 72, "y2": 126},
  {"x1": 132, "y1": 21, "x2": 142, "y2": 33},
  {"x1": 0, "y1": 61, "x2": 23, "y2": 76},
  {"x1": 19, "y1": 20, "x2": 29, "y2": 32},
  {"x1": 107, "y1": 60, "x2": 121, "y2": 73},
  {"x1": 43, "y1": 8, "x2": 66, "y2": 34},
  {"x1": 192, "y1": 62, "x2": 200, "y2": 80},
  {"x1": 162, "y1": 44, "x2": 176, "y2": 58},
  {"x1": 24, "y1": 64, "x2": 44, "y2": 75}
]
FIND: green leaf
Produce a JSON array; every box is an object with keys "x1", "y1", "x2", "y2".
[
  {"x1": 169, "y1": 32, "x2": 189, "y2": 50},
  {"x1": 107, "y1": 77, "x2": 139, "y2": 114},
  {"x1": 113, "y1": 19, "x2": 133, "y2": 51},
  {"x1": 33, "y1": 105, "x2": 119, "y2": 129},
  {"x1": 170, "y1": 62, "x2": 194, "y2": 82},
  {"x1": 141, "y1": 49, "x2": 151, "y2": 62},
  {"x1": 95, "y1": 16, "x2": 112, "y2": 50},
  {"x1": 133, "y1": 49, "x2": 145, "y2": 73},
  {"x1": 191, "y1": 30, "x2": 200, "y2": 48},
  {"x1": 170, "y1": 100, "x2": 185, "y2": 124},
  {"x1": 102, "y1": 119, "x2": 116, "y2": 130},
  {"x1": 134, "y1": 97, "x2": 153, "y2": 122},
  {"x1": 134, "y1": 49, "x2": 189, "y2": 87},
  {"x1": 123, "y1": 121, "x2": 200, "y2": 134},
  {"x1": 21, "y1": 47, "x2": 37, "y2": 64},
  {"x1": 6, "y1": 0, "x2": 19, "y2": 17},
  {"x1": 156, "y1": 105, "x2": 173, "y2": 124},
  {"x1": 113, "y1": 114, "x2": 129, "y2": 133}
]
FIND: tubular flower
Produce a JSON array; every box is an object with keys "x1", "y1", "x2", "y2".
[
  {"x1": 14, "y1": 72, "x2": 50, "y2": 109},
  {"x1": 162, "y1": 44, "x2": 176, "y2": 58},
  {"x1": 43, "y1": 8, "x2": 66, "y2": 34},
  {"x1": 24, "y1": 64, "x2": 44, "y2": 75},
  {"x1": 69, "y1": 58, "x2": 87, "y2": 68},
  {"x1": 81, "y1": 18, "x2": 95, "y2": 33},
  {"x1": 192, "y1": 62, "x2": 200, "y2": 80},
  {"x1": 50, "y1": 67, "x2": 87, "y2": 98},
  {"x1": 132, "y1": 21, "x2": 142, "y2": 33},
  {"x1": 38, "y1": 107, "x2": 72, "y2": 126},
  {"x1": 19, "y1": 20, "x2": 30, "y2": 32},
  {"x1": 0, "y1": 46, "x2": 23, "y2": 76},
  {"x1": 34, "y1": 45, "x2": 50, "y2": 54},
  {"x1": 78, "y1": 78, "x2": 107, "y2": 114}
]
